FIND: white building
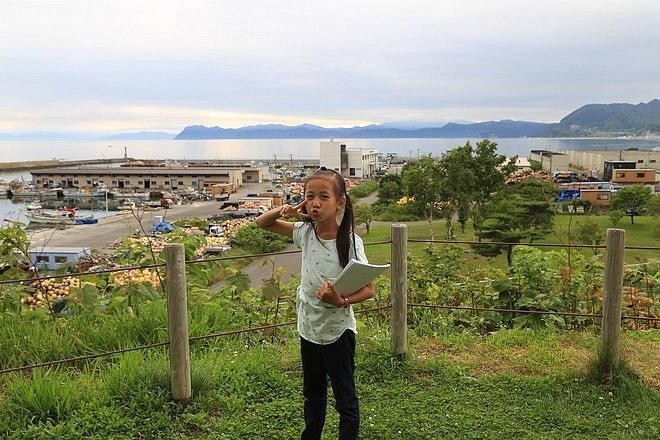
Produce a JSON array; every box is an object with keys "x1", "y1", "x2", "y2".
[
  {"x1": 29, "y1": 246, "x2": 91, "y2": 271},
  {"x1": 319, "y1": 141, "x2": 380, "y2": 179}
]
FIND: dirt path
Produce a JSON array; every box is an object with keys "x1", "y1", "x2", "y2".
[{"x1": 210, "y1": 243, "x2": 302, "y2": 291}]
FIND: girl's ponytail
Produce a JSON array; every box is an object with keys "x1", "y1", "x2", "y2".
[{"x1": 336, "y1": 190, "x2": 356, "y2": 268}]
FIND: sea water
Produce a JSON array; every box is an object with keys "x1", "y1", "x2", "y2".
[
  {"x1": 2, "y1": 137, "x2": 659, "y2": 225},
  {"x1": 1, "y1": 137, "x2": 659, "y2": 163}
]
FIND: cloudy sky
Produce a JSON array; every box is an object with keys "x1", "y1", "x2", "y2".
[{"x1": 1, "y1": 0, "x2": 659, "y2": 135}]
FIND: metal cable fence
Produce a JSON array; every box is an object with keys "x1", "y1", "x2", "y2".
[{"x1": 0, "y1": 229, "x2": 657, "y2": 377}]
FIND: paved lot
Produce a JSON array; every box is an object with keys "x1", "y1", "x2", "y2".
[
  {"x1": 26, "y1": 182, "x2": 275, "y2": 251},
  {"x1": 26, "y1": 181, "x2": 376, "y2": 289}
]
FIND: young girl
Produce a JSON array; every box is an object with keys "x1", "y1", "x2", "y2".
[{"x1": 256, "y1": 167, "x2": 374, "y2": 440}]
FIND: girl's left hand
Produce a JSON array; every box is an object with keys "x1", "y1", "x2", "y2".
[{"x1": 316, "y1": 281, "x2": 343, "y2": 307}]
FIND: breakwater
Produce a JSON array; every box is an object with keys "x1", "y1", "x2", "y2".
[{"x1": 0, "y1": 158, "x2": 130, "y2": 172}]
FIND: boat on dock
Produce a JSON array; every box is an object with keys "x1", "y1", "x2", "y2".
[
  {"x1": 25, "y1": 201, "x2": 43, "y2": 211},
  {"x1": 25, "y1": 211, "x2": 76, "y2": 226},
  {"x1": 24, "y1": 207, "x2": 97, "y2": 226}
]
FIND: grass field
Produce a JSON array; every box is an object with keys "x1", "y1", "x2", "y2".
[
  {"x1": 360, "y1": 215, "x2": 659, "y2": 268},
  {"x1": 0, "y1": 211, "x2": 657, "y2": 439},
  {"x1": 0, "y1": 328, "x2": 657, "y2": 439}
]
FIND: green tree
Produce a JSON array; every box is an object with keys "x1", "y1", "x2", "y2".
[
  {"x1": 610, "y1": 184, "x2": 653, "y2": 224},
  {"x1": 401, "y1": 155, "x2": 443, "y2": 240},
  {"x1": 473, "y1": 179, "x2": 555, "y2": 265},
  {"x1": 427, "y1": 139, "x2": 515, "y2": 238},
  {"x1": 354, "y1": 204, "x2": 374, "y2": 234},
  {"x1": 608, "y1": 209, "x2": 624, "y2": 227},
  {"x1": 377, "y1": 174, "x2": 403, "y2": 204},
  {"x1": 569, "y1": 218, "x2": 604, "y2": 255},
  {"x1": 438, "y1": 143, "x2": 477, "y2": 237},
  {"x1": 646, "y1": 194, "x2": 660, "y2": 217},
  {"x1": 470, "y1": 140, "x2": 517, "y2": 235}
]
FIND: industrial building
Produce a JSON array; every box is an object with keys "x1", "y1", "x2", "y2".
[
  {"x1": 319, "y1": 141, "x2": 381, "y2": 179},
  {"x1": 30, "y1": 165, "x2": 269, "y2": 192}
]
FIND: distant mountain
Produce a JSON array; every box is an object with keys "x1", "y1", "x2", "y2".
[
  {"x1": 95, "y1": 131, "x2": 175, "y2": 140},
  {"x1": 4, "y1": 99, "x2": 659, "y2": 141},
  {"x1": 547, "y1": 99, "x2": 660, "y2": 136},
  {"x1": 175, "y1": 120, "x2": 551, "y2": 140},
  {"x1": 175, "y1": 99, "x2": 660, "y2": 139}
]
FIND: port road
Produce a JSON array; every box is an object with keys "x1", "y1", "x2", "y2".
[
  {"x1": 26, "y1": 181, "x2": 375, "y2": 289},
  {"x1": 26, "y1": 182, "x2": 274, "y2": 251}
]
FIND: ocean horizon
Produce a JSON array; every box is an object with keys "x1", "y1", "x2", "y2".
[{"x1": 2, "y1": 137, "x2": 660, "y2": 164}]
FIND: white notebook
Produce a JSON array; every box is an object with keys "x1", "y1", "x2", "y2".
[{"x1": 332, "y1": 259, "x2": 390, "y2": 296}]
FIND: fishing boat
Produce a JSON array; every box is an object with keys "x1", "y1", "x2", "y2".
[
  {"x1": 117, "y1": 201, "x2": 137, "y2": 211},
  {"x1": 25, "y1": 212, "x2": 76, "y2": 226},
  {"x1": 24, "y1": 207, "x2": 97, "y2": 226},
  {"x1": 25, "y1": 201, "x2": 43, "y2": 210}
]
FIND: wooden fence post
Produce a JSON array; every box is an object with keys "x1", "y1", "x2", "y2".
[
  {"x1": 599, "y1": 228, "x2": 625, "y2": 373},
  {"x1": 391, "y1": 224, "x2": 408, "y2": 356},
  {"x1": 165, "y1": 243, "x2": 191, "y2": 405}
]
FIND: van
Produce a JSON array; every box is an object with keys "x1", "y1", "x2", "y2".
[{"x1": 208, "y1": 225, "x2": 224, "y2": 237}]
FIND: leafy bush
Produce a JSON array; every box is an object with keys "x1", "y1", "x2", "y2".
[
  {"x1": 348, "y1": 180, "x2": 378, "y2": 199},
  {"x1": 373, "y1": 203, "x2": 421, "y2": 221},
  {"x1": 231, "y1": 223, "x2": 290, "y2": 254}
]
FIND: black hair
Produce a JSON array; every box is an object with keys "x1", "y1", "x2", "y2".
[{"x1": 302, "y1": 167, "x2": 357, "y2": 268}]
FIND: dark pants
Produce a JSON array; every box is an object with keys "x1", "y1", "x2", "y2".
[{"x1": 300, "y1": 330, "x2": 359, "y2": 440}]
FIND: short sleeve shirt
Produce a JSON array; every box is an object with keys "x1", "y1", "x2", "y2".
[{"x1": 292, "y1": 221, "x2": 368, "y2": 345}]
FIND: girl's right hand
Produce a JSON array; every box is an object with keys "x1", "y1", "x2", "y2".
[{"x1": 280, "y1": 200, "x2": 309, "y2": 220}]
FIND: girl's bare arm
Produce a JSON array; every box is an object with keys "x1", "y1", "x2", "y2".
[
  {"x1": 255, "y1": 200, "x2": 308, "y2": 237},
  {"x1": 317, "y1": 281, "x2": 374, "y2": 307}
]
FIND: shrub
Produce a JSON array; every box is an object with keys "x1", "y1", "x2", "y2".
[
  {"x1": 231, "y1": 223, "x2": 290, "y2": 254},
  {"x1": 349, "y1": 181, "x2": 378, "y2": 199}
]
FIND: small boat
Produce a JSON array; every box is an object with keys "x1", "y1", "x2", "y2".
[
  {"x1": 25, "y1": 201, "x2": 43, "y2": 210},
  {"x1": 25, "y1": 212, "x2": 76, "y2": 226},
  {"x1": 25, "y1": 208, "x2": 96, "y2": 226},
  {"x1": 117, "y1": 201, "x2": 137, "y2": 211},
  {"x1": 74, "y1": 216, "x2": 98, "y2": 225}
]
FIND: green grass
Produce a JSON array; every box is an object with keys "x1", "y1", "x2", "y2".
[
  {"x1": 361, "y1": 215, "x2": 659, "y2": 267},
  {"x1": 0, "y1": 328, "x2": 657, "y2": 439}
]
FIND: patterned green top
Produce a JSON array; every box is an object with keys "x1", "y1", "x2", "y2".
[{"x1": 292, "y1": 221, "x2": 367, "y2": 345}]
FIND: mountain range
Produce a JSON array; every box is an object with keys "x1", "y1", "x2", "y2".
[
  {"x1": 175, "y1": 99, "x2": 660, "y2": 140},
  {"x1": 2, "y1": 99, "x2": 659, "y2": 141}
]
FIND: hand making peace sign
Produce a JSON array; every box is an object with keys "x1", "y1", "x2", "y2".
[{"x1": 280, "y1": 200, "x2": 310, "y2": 220}]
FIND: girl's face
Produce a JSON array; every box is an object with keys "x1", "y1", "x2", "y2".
[{"x1": 303, "y1": 176, "x2": 344, "y2": 225}]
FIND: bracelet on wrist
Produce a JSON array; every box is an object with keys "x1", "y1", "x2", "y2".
[{"x1": 342, "y1": 297, "x2": 349, "y2": 308}]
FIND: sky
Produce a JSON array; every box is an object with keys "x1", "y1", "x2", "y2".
[{"x1": 1, "y1": 0, "x2": 660, "y2": 135}]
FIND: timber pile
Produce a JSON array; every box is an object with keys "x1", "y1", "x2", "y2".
[{"x1": 506, "y1": 168, "x2": 551, "y2": 185}]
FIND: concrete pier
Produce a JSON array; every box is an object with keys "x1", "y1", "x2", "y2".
[{"x1": 0, "y1": 158, "x2": 130, "y2": 172}]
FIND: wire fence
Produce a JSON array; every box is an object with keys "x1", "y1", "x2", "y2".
[{"x1": 0, "y1": 230, "x2": 658, "y2": 376}]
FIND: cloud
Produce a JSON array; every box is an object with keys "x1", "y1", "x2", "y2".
[{"x1": 1, "y1": 0, "x2": 659, "y2": 133}]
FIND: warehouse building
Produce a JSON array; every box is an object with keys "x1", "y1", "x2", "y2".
[{"x1": 30, "y1": 165, "x2": 269, "y2": 192}]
